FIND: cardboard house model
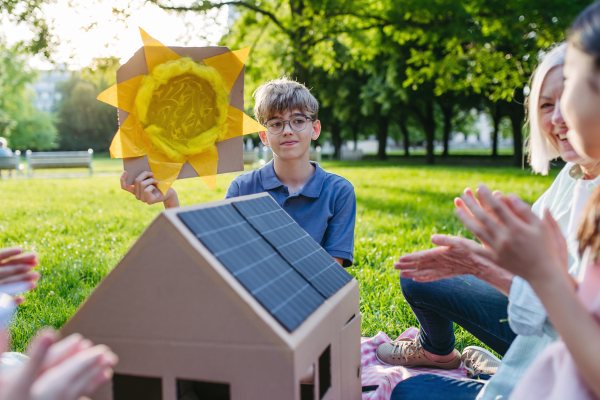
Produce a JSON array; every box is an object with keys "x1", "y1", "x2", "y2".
[{"x1": 61, "y1": 193, "x2": 362, "y2": 400}]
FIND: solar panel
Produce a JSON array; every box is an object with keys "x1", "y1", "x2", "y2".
[
  {"x1": 179, "y1": 205, "x2": 325, "y2": 331},
  {"x1": 232, "y1": 196, "x2": 354, "y2": 298}
]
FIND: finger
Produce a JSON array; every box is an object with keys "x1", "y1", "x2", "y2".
[
  {"x1": 401, "y1": 269, "x2": 444, "y2": 282},
  {"x1": 431, "y1": 235, "x2": 484, "y2": 254},
  {"x1": 395, "y1": 260, "x2": 441, "y2": 271},
  {"x1": 463, "y1": 187, "x2": 480, "y2": 206},
  {"x1": 455, "y1": 207, "x2": 495, "y2": 246},
  {"x1": 0, "y1": 248, "x2": 23, "y2": 263},
  {"x1": 476, "y1": 185, "x2": 523, "y2": 229},
  {"x1": 144, "y1": 185, "x2": 160, "y2": 205},
  {"x1": 119, "y1": 171, "x2": 135, "y2": 194},
  {"x1": 0, "y1": 264, "x2": 34, "y2": 279},
  {"x1": 139, "y1": 178, "x2": 159, "y2": 203},
  {"x1": 507, "y1": 193, "x2": 539, "y2": 224},
  {"x1": 134, "y1": 171, "x2": 153, "y2": 200},
  {"x1": 454, "y1": 197, "x2": 473, "y2": 217},
  {"x1": 42, "y1": 333, "x2": 88, "y2": 371},
  {"x1": 0, "y1": 272, "x2": 41, "y2": 285},
  {"x1": 398, "y1": 247, "x2": 444, "y2": 263},
  {"x1": 460, "y1": 191, "x2": 501, "y2": 238},
  {"x1": 21, "y1": 330, "x2": 57, "y2": 386},
  {"x1": 0, "y1": 252, "x2": 38, "y2": 266}
]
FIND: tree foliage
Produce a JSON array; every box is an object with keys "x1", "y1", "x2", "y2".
[
  {"x1": 0, "y1": 43, "x2": 57, "y2": 151},
  {"x1": 55, "y1": 57, "x2": 120, "y2": 152}
]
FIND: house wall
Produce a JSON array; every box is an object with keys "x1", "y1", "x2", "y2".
[
  {"x1": 292, "y1": 280, "x2": 362, "y2": 400},
  {"x1": 87, "y1": 341, "x2": 297, "y2": 400}
]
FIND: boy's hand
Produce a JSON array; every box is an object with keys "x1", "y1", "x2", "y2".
[{"x1": 120, "y1": 171, "x2": 179, "y2": 208}]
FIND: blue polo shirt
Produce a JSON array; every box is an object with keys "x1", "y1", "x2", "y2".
[{"x1": 225, "y1": 161, "x2": 356, "y2": 266}]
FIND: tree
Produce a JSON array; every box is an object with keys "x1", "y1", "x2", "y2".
[
  {"x1": 399, "y1": 0, "x2": 591, "y2": 166},
  {"x1": 0, "y1": 43, "x2": 57, "y2": 151},
  {"x1": 149, "y1": 0, "x2": 400, "y2": 85},
  {"x1": 0, "y1": 0, "x2": 54, "y2": 57},
  {"x1": 55, "y1": 57, "x2": 119, "y2": 152}
]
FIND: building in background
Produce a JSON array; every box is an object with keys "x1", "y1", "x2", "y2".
[{"x1": 32, "y1": 64, "x2": 70, "y2": 112}]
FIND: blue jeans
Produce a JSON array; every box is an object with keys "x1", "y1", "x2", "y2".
[
  {"x1": 400, "y1": 275, "x2": 517, "y2": 356},
  {"x1": 391, "y1": 374, "x2": 485, "y2": 400}
]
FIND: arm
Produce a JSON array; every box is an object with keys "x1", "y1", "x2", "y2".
[
  {"x1": 322, "y1": 184, "x2": 356, "y2": 267},
  {"x1": 120, "y1": 171, "x2": 179, "y2": 209}
]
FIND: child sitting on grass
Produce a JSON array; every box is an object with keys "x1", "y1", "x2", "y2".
[{"x1": 121, "y1": 77, "x2": 356, "y2": 267}]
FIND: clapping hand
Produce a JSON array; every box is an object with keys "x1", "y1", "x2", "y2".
[
  {"x1": 0, "y1": 330, "x2": 118, "y2": 400},
  {"x1": 454, "y1": 185, "x2": 568, "y2": 286}
]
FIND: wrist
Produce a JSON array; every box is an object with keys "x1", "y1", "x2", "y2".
[
  {"x1": 529, "y1": 269, "x2": 574, "y2": 299},
  {"x1": 163, "y1": 191, "x2": 179, "y2": 209}
]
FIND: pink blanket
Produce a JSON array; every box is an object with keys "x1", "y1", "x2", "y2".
[{"x1": 361, "y1": 328, "x2": 468, "y2": 400}]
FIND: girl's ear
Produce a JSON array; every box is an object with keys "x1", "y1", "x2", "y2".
[
  {"x1": 258, "y1": 131, "x2": 269, "y2": 146},
  {"x1": 311, "y1": 120, "x2": 321, "y2": 140}
]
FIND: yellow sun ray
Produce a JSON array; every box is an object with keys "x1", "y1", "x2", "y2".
[
  {"x1": 99, "y1": 28, "x2": 266, "y2": 194},
  {"x1": 97, "y1": 75, "x2": 145, "y2": 114},
  {"x1": 139, "y1": 27, "x2": 181, "y2": 73},
  {"x1": 188, "y1": 145, "x2": 219, "y2": 190},
  {"x1": 147, "y1": 150, "x2": 185, "y2": 194},
  {"x1": 203, "y1": 47, "x2": 250, "y2": 91},
  {"x1": 221, "y1": 106, "x2": 267, "y2": 142},
  {"x1": 109, "y1": 115, "x2": 152, "y2": 158}
]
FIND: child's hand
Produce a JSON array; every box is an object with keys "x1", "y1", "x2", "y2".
[
  {"x1": 0, "y1": 329, "x2": 118, "y2": 400},
  {"x1": 120, "y1": 171, "x2": 179, "y2": 208},
  {"x1": 0, "y1": 248, "x2": 40, "y2": 303},
  {"x1": 455, "y1": 185, "x2": 568, "y2": 287}
]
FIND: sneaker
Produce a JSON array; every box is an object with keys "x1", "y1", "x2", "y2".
[
  {"x1": 376, "y1": 337, "x2": 461, "y2": 369},
  {"x1": 461, "y1": 346, "x2": 501, "y2": 378}
]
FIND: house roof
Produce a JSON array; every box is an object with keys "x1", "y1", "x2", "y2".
[{"x1": 178, "y1": 195, "x2": 353, "y2": 332}]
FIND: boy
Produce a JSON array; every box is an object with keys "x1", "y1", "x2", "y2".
[{"x1": 121, "y1": 77, "x2": 356, "y2": 266}]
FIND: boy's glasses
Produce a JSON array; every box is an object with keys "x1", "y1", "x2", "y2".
[{"x1": 265, "y1": 115, "x2": 315, "y2": 135}]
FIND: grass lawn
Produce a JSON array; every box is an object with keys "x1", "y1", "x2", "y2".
[{"x1": 0, "y1": 159, "x2": 558, "y2": 353}]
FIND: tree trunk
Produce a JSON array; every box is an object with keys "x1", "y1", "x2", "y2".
[
  {"x1": 440, "y1": 103, "x2": 453, "y2": 158},
  {"x1": 399, "y1": 118, "x2": 410, "y2": 157},
  {"x1": 491, "y1": 103, "x2": 503, "y2": 159},
  {"x1": 377, "y1": 115, "x2": 389, "y2": 160},
  {"x1": 507, "y1": 89, "x2": 525, "y2": 167},
  {"x1": 353, "y1": 126, "x2": 358, "y2": 151},
  {"x1": 423, "y1": 102, "x2": 436, "y2": 165},
  {"x1": 331, "y1": 121, "x2": 342, "y2": 160}
]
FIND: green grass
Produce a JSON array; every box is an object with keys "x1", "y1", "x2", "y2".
[{"x1": 0, "y1": 161, "x2": 558, "y2": 353}]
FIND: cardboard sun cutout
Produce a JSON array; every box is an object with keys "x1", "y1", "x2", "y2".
[{"x1": 98, "y1": 28, "x2": 266, "y2": 193}]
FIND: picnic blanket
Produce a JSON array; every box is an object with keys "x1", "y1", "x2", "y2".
[{"x1": 361, "y1": 328, "x2": 468, "y2": 400}]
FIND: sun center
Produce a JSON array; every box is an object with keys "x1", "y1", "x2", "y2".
[{"x1": 146, "y1": 73, "x2": 218, "y2": 142}]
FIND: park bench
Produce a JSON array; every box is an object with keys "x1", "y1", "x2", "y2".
[
  {"x1": 0, "y1": 151, "x2": 22, "y2": 178},
  {"x1": 262, "y1": 147, "x2": 322, "y2": 163},
  {"x1": 340, "y1": 148, "x2": 363, "y2": 161},
  {"x1": 26, "y1": 149, "x2": 94, "y2": 176},
  {"x1": 243, "y1": 148, "x2": 260, "y2": 167}
]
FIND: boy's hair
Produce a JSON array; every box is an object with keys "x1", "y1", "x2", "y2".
[
  {"x1": 253, "y1": 77, "x2": 319, "y2": 125},
  {"x1": 579, "y1": 185, "x2": 600, "y2": 263}
]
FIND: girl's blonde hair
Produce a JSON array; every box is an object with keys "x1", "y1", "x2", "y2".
[{"x1": 526, "y1": 43, "x2": 567, "y2": 175}]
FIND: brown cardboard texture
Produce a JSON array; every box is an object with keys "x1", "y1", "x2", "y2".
[
  {"x1": 61, "y1": 193, "x2": 362, "y2": 400},
  {"x1": 97, "y1": 28, "x2": 266, "y2": 194}
]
